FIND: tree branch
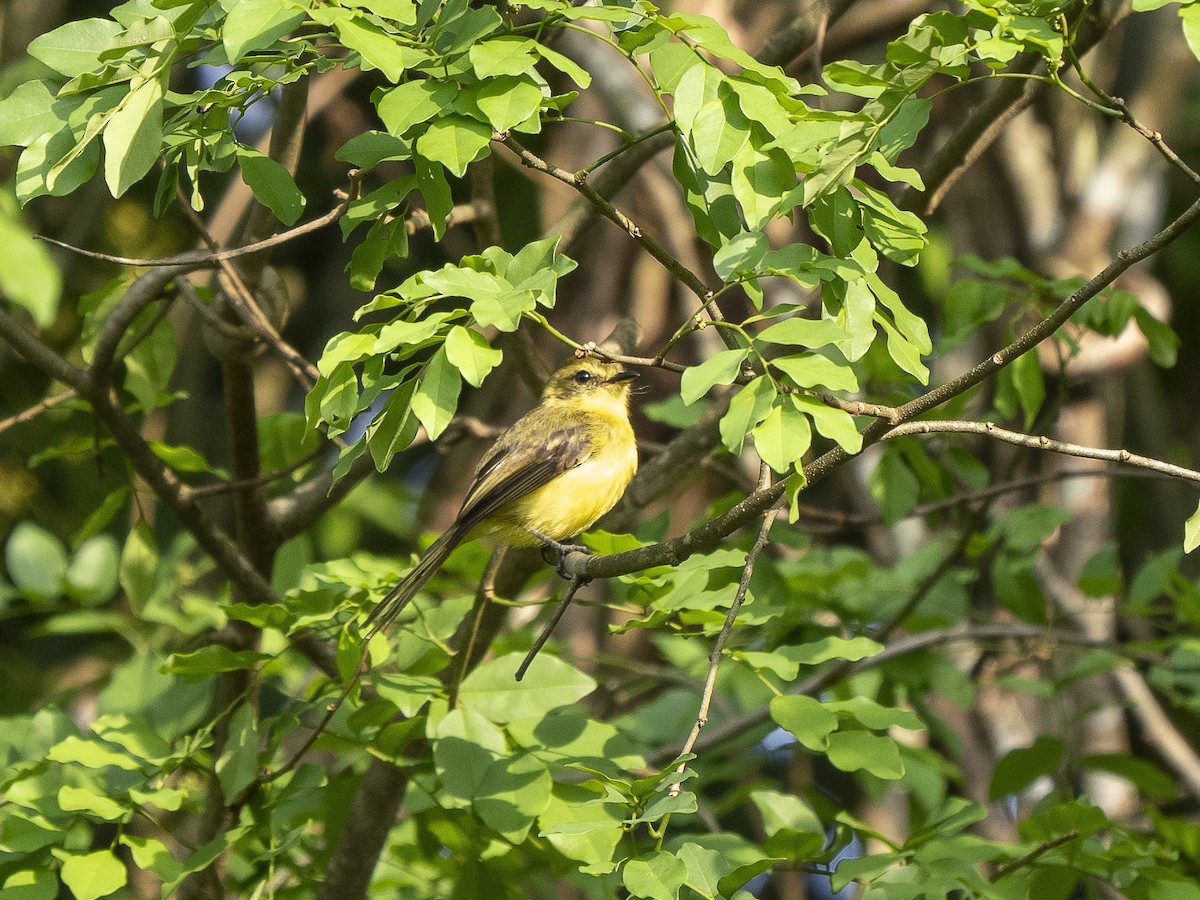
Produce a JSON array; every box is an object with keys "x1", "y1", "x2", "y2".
[{"x1": 884, "y1": 420, "x2": 1200, "y2": 485}]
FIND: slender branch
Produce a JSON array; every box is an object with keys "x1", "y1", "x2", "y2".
[
  {"x1": 515, "y1": 576, "x2": 587, "y2": 681},
  {"x1": 669, "y1": 491, "x2": 778, "y2": 796},
  {"x1": 36, "y1": 174, "x2": 359, "y2": 269},
  {"x1": 0, "y1": 389, "x2": 76, "y2": 434},
  {"x1": 176, "y1": 187, "x2": 320, "y2": 389},
  {"x1": 990, "y1": 831, "x2": 1082, "y2": 881},
  {"x1": 885, "y1": 420, "x2": 1200, "y2": 485},
  {"x1": 798, "y1": 466, "x2": 1172, "y2": 529},
  {"x1": 90, "y1": 266, "x2": 194, "y2": 388},
  {"x1": 498, "y1": 133, "x2": 714, "y2": 304}
]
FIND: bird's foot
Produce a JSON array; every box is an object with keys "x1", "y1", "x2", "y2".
[{"x1": 527, "y1": 529, "x2": 592, "y2": 580}]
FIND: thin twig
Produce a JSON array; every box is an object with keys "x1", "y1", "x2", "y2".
[
  {"x1": 190, "y1": 450, "x2": 322, "y2": 497},
  {"x1": 0, "y1": 390, "x2": 76, "y2": 434},
  {"x1": 990, "y1": 830, "x2": 1081, "y2": 881},
  {"x1": 669, "y1": 469, "x2": 778, "y2": 796},
  {"x1": 516, "y1": 576, "x2": 588, "y2": 682},
  {"x1": 498, "y1": 133, "x2": 714, "y2": 304},
  {"x1": 36, "y1": 173, "x2": 361, "y2": 269},
  {"x1": 885, "y1": 420, "x2": 1200, "y2": 485}
]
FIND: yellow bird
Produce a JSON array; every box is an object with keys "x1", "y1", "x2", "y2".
[{"x1": 364, "y1": 355, "x2": 639, "y2": 634}]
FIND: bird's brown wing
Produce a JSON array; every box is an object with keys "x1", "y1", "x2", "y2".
[{"x1": 456, "y1": 408, "x2": 593, "y2": 531}]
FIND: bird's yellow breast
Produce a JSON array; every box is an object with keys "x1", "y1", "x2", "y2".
[{"x1": 482, "y1": 400, "x2": 637, "y2": 546}]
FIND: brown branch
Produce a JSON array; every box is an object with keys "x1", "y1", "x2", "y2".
[
  {"x1": 314, "y1": 759, "x2": 408, "y2": 900},
  {"x1": 670, "y1": 485, "x2": 778, "y2": 796},
  {"x1": 885, "y1": 420, "x2": 1200, "y2": 484},
  {"x1": 498, "y1": 133, "x2": 714, "y2": 304},
  {"x1": 36, "y1": 174, "x2": 359, "y2": 269},
  {"x1": 0, "y1": 389, "x2": 76, "y2": 435},
  {"x1": 90, "y1": 266, "x2": 194, "y2": 388}
]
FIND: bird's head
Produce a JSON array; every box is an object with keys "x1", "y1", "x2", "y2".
[{"x1": 541, "y1": 357, "x2": 638, "y2": 407}]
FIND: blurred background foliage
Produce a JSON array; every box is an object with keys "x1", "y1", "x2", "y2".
[{"x1": 5, "y1": 0, "x2": 1200, "y2": 898}]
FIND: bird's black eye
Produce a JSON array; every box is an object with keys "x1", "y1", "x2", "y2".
[{"x1": 573, "y1": 370, "x2": 593, "y2": 385}]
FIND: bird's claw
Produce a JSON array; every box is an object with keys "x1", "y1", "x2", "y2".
[{"x1": 528, "y1": 529, "x2": 593, "y2": 580}]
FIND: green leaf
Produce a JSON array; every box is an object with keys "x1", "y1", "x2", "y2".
[
  {"x1": 680, "y1": 348, "x2": 748, "y2": 405},
  {"x1": 411, "y1": 345, "x2": 462, "y2": 440},
  {"x1": 165, "y1": 646, "x2": 269, "y2": 678},
  {"x1": 367, "y1": 378, "x2": 421, "y2": 471},
  {"x1": 216, "y1": 702, "x2": 259, "y2": 802},
  {"x1": 770, "y1": 352, "x2": 858, "y2": 392},
  {"x1": 65, "y1": 536, "x2": 120, "y2": 604},
  {"x1": 0, "y1": 81, "x2": 63, "y2": 148},
  {"x1": 0, "y1": 189, "x2": 62, "y2": 326},
  {"x1": 1183, "y1": 0, "x2": 1200, "y2": 56},
  {"x1": 349, "y1": 216, "x2": 409, "y2": 290},
  {"x1": 237, "y1": 147, "x2": 305, "y2": 225},
  {"x1": 472, "y1": 77, "x2": 544, "y2": 132},
  {"x1": 46, "y1": 735, "x2": 142, "y2": 771},
  {"x1": 783, "y1": 635, "x2": 883, "y2": 666},
  {"x1": 823, "y1": 696, "x2": 923, "y2": 731},
  {"x1": 1186, "y1": 499, "x2": 1200, "y2": 554},
  {"x1": 470, "y1": 36, "x2": 538, "y2": 77},
  {"x1": 826, "y1": 730, "x2": 905, "y2": 779},
  {"x1": 120, "y1": 835, "x2": 183, "y2": 884},
  {"x1": 690, "y1": 90, "x2": 750, "y2": 177},
  {"x1": 222, "y1": 0, "x2": 305, "y2": 63},
  {"x1": 414, "y1": 154, "x2": 453, "y2": 239},
  {"x1": 59, "y1": 850, "x2": 127, "y2": 900},
  {"x1": 870, "y1": 447, "x2": 919, "y2": 525},
  {"x1": 719, "y1": 375, "x2": 776, "y2": 455},
  {"x1": 731, "y1": 141, "x2": 796, "y2": 229},
  {"x1": 990, "y1": 736, "x2": 1063, "y2": 800},
  {"x1": 28, "y1": 19, "x2": 123, "y2": 76},
  {"x1": 0, "y1": 869, "x2": 57, "y2": 900},
  {"x1": 433, "y1": 706, "x2": 507, "y2": 804},
  {"x1": 335, "y1": 14, "x2": 408, "y2": 81},
  {"x1": 335, "y1": 130, "x2": 411, "y2": 168},
  {"x1": 57, "y1": 785, "x2": 128, "y2": 822},
  {"x1": 104, "y1": 74, "x2": 164, "y2": 197},
  {"x1": 1133, "y1": 305, "x2": 1179, "y2": 368},
  {"x1": 415, "y1": 116, "x2": 492, "y2": 178},
  {"x1": 119, "y1": 523, "x2": 158, "y2": 613},
  {"x1": 855, "y1": 179, "x2": 926, "y2": 266},
  {"x1": 790, "y1": 394, "x2": 862, "y2": 453},
  {"x1": 752, "y1": 402, "x2": 811, "y2": 474},
  {"x1": 474, "y1": 752, "x2": 553, "y2": 843},
  {"x1": 123, "y1": 316, "x2": 176, "y2": 412},
  {"x1": 377, "y1": 80, "x2": 458, "y2": 137},
  {"x1": 757, "y1": 317, "x2": 848, "y2": 348},
  {"x1": 458, "y1": 652, "x2": 596, "y2": 724},
  {"x1": 444, "y1": 325, "x2": 502, "y2": 387},
  {"x1": 770, "y1": 695, "x2": 839, "y2": 752},
  {"x1": 535, "y1": 41, "x2": 592, "y2": 88},
  {"x1": 6, "y1": 521, "x2": 67, "y2": 602},
  {"x1": 622, "y1": 851, "x2": 688, "y2": 900}
]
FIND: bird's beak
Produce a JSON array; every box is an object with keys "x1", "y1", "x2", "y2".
[{"x1": 609, "y1": 370, "x2": 638, "y2": 384}]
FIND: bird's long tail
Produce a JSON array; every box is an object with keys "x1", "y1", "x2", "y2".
[{"x1": 363, "y1": 522, "x2": 470, "y2": 637}]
